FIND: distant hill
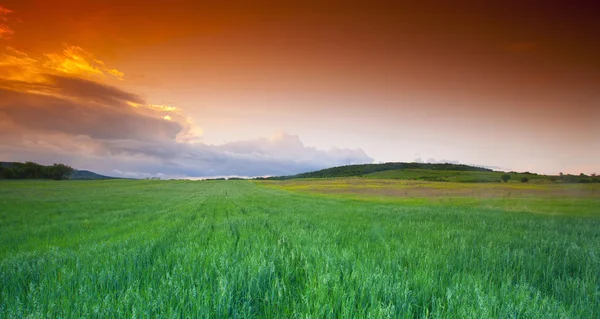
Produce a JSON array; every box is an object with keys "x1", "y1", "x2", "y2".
[
  {"x1": 259, "y1": 162, "x2": 494, "y2": 180},
  {"x1": 1, "y1": 161, "x2": 117, "y2": 180},
  {"x1": 69, "y1": 170, "x2": 116, "y2": 180},
  {"x1": 257, "y1": 162, "x2": 599, "y2": 184}
]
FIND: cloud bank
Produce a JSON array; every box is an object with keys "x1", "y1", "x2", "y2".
[{"x1": 0, "y1": 45, "x2": 372, "y2": 178}]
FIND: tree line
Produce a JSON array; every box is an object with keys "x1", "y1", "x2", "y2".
[{"x1": 0, "y1": 162, "x2": 74, "y2": 180}]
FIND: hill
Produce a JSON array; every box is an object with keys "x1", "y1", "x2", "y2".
[
  {"x1": 260, "y1": 162, "x2": 493, "y2": 180},
  {"x1": 258, "y1": 162, "x2": 599, "y2": 183},
  {"x1": 1, "y1": 161, "x2": 116, "y2": 180},
  {"x1": 69, "y1": 169, "x2": 116, "y2": 180}
]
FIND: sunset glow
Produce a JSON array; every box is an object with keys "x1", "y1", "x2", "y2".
[{"x1": 0, "y1": 1, "x2": 598, "y2": 177}]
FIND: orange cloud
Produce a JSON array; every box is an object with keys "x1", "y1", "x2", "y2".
[
  {"x1": 149, "y1": 104, "x2": 179, "y2": 112},
  {"x1": 0, "y1": 45, "x2": 125, "y2": 85},
  {"x1": 44, "y1": 46, "x2": 124, "y2": 80},
  {"x1": 108, "y1": 69, "x2": 125, "y2": 79},
  {"x1": 0, "y1": 5, "x2": 14, "y2": 39},
  {"x1": 0, "y1": 47, "x2": 43, "y2": 83},
  {"x1": 0, "y1": 45, "x2": 203, "y2": 143},
  {"x1": 0, "y1": 25, "x2": 12, "y2": 39}
]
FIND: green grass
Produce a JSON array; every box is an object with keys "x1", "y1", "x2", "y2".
[
  {"x1": 364, "y1": 169, "x2": 550, "y2": 183},
  {"x1": 258, "y1": 178, "x2": 600, "y2": 216},
  {"x1": 1, "y1": 179, "x2": 600, "y2": 318}
]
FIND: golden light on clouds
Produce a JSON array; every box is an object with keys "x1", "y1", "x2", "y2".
[
  {"x1": 0, "y1": 45, "x2": 124, "y2": 85},
  {"x1": 0, "y1": 4, "x2": 203, "y2": 145},
  {"x1": 0, "y1": 26, "x2": 205, "y2": 145},
  {"x1": 44, "y1": 46, "x2": 124, "y2": 80},
  {"x1": 175, "y1": 117, "x2": 204, "y2": 144},
  {"x1": 0, "y1": 47, "x2": 44, "y2": 83},
  {"x1": 126, "y1": 101, "x2": 141, "y2": 108},
  {"x1": 107, "y1": 69, "x2": 125, "y2": 79},
  {"x1": 149, "y1": 104, "x2": 179, "y2": 112},
  {"x1": 129, "y1": 102, "x2": 182, "y2": 119}
]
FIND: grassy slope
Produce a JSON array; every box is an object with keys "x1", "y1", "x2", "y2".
[
  {"x1": 364, "y1": 168, "x2": 549, "y2": 183},
  {"x1": 1, "y1": 180, "x2": 600, "y2": 318}
]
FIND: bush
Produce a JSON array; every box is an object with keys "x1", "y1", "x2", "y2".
[
  {"x1": 48, "y1": 164, "x2": 74, "y2": 180},
  {"x1": 1, "y1": 168, "x2": 15, "y2": 179},
  {"x1": 520, "y1": 177, "x2": 529, "y2": 183},
  {"x1": 501, "y1": 174, "x2": 511, "y2": 183}
]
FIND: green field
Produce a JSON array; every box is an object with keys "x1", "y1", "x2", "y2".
[
  {"x1": 1, "y1": 180, "x2": 600, "y2": 318},
  {"x1": 363, "y1": 169, "x2": 550, "y2": 183}
]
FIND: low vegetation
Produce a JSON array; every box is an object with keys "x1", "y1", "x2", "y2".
[
  {"x1": 1, "y1": 179, "x2": 599, "y2": 317},
  {"x1": 365, "y1": 169, "x2": 548, "y2": 183}
]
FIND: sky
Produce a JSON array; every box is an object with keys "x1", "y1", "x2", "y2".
[{"x1": 0, "y1": 0, "x2": 598, "y2": 177}]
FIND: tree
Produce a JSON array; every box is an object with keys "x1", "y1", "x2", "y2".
[
  {"x1": 0, "y1": 161, "x2": 75, "y2": 180},
  {"x1": 1, "y1": 167, "x2": 15, "y2": 179},
  {"x1": 49, "y1": 164, "x2": 74, "y2": 180},
  {"x1": 520, "y1": 177, "x2": 529, "y2": 183},
  {"x1": 501, "y1": 174, "x2": 511, "y2": 183},
  {"x1": 23, "y1": 161, "x2": 44, "y2": 178}
]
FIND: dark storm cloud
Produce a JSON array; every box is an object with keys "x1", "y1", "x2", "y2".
[
  {"x1": 0, "y1": 85, "x2": 183, "y2": 141},
  {"x1": 46, "y1": 75, "x2": 145, "y2": 106}
]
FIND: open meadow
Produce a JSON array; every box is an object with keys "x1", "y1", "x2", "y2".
[{"x1": 1, "y1": 179, "x2": 600, "y2": 318}]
